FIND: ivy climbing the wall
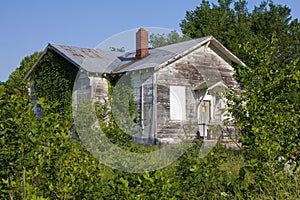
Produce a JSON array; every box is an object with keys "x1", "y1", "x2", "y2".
[
  {"x1": 32, "y1": 49, "x2": 78, "y2": 118},
  {"x1": 96, "y1": 75, "x2": 137, "y2": 147}
]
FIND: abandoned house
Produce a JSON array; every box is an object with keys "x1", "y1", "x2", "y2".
[{"x1": 24, "y1": 28, "x2": 245, "y2": 144}]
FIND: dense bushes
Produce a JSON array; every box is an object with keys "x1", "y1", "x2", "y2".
[
  {"x1": 1, "y1": 97, "x2": 298, "y2": 199},
  {"x1": 0, "y1": 78, "x2": 298, "y2": 199}
]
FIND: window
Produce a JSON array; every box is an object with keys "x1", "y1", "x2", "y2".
[
  {"x1": 170, "y1": 86, "x2": 186, "y2": 121},
  {"x1": 74, "y1": 73, "x2": 91, "y2": 105}
]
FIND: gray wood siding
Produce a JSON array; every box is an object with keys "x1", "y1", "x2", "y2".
[
  {"x1": 130, "y1": 69, "x2": 155, "y2": 143},
  {"x1": 156, "y1": 67, "x2": 197, "y2": 143},
  {"x1": 77, "y1": 46, "x2": 238, "y2": 144},
  {"x1": 155, "y1": 46, "x2": 237, "y2": 142}
]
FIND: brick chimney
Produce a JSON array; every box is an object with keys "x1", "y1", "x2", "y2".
[{"x1": 136, "y1": 28, "x2": 149, "y2": 59}]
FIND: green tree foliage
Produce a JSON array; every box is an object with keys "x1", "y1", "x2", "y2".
[
  {"x1": 181, "y1": 0, "x2": 300, "y2": 194},
  {"x1": 0, "y1": 87, "x2": 111, "y2": 199},
  {"x1": 228, "y1": 37, "x2": 299, "y2": 174},
  {"x1": 149, "y1": 30, "x2": 190, "y2": 48},
  {"x1": 0, "y1": 83, "x2": 35, "y2": 199},
  {"x1": 110, "y1": 47, "x2": 125, "y2": 52},
  {"x1": 180, "y1": 0, "x2": 300, "y2": 65},
  {"x1": 0, "y1": 55, "x2": 112, "y2": 199},
  {"x1": 5, "y1": 52, "x2": 42, "y2": 94}
]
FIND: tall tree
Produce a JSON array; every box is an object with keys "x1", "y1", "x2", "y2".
[
  {"x1": 149, "y1": 30, "x2": 189, "y2": 48},
  {"x1": 180, "y1": 0, "x2": 300, "y2": 65},
  {"x1": 181, "y1": 0, "x2": 300, "y2": 175},
  {"x1": 5, "y1": 52, "x2": 42, "y2": 90}
]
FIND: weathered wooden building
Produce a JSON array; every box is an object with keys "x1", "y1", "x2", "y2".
[{"x1": 25, "y1": 28, "x2": 245, "y2": 144}]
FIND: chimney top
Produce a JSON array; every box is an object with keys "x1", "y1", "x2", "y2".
[{"x1": 136, "y1": 28, "x2": 149, "y2": 59}]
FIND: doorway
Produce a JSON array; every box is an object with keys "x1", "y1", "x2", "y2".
[{"x1": 198, "y1": 100, "x2": 210, "y2": 138}]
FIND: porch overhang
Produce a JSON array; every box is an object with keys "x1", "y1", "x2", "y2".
[{"x1": 193, "y1": 80, "x2": 228, "y2": 91}]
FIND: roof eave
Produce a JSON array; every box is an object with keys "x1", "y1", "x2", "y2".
[
  {"x1": 210, "y1": 37, "x2": 246, "y2": 67},
  {"x1": 23, "y1": 44, "x2": 83, "y2": 82},
  {"x1": 48, "y1": 44, "x2": 82, "y2": 69}
]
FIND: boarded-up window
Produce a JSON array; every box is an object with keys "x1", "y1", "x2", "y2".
[
  {"x1": 170, "y1": 86, "x2": 186, "y2": 121},
  {"x1": 74, "y1": 74, "x2": 91, "y2": 105}
]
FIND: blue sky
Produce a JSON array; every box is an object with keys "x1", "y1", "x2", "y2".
[{"x1": 1, "y1": 0, "x2": 299, "y2": 82}]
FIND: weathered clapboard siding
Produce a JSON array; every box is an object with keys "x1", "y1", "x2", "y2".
[
  {"x1": 73, "y1": 72, "x2": 109, "y2": 106},
  {"x1": 154, "y1": 46, "x2": 237, "y2": 142},
  {"x1": 90, "y1": 76, "x2": 109, "y2": 104},
  {"x1": 73, "y1": 72, "x2": 91, "y2": 105},
  {"x1": 174, "y1": 46, "x2": 237, "y2": 91},
  {"x1": 155, "y1": 65, "x2": 197, "y2": 143},
  {"x1": 130, "y1": 69, "x2": 155, "y2": 143}
]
